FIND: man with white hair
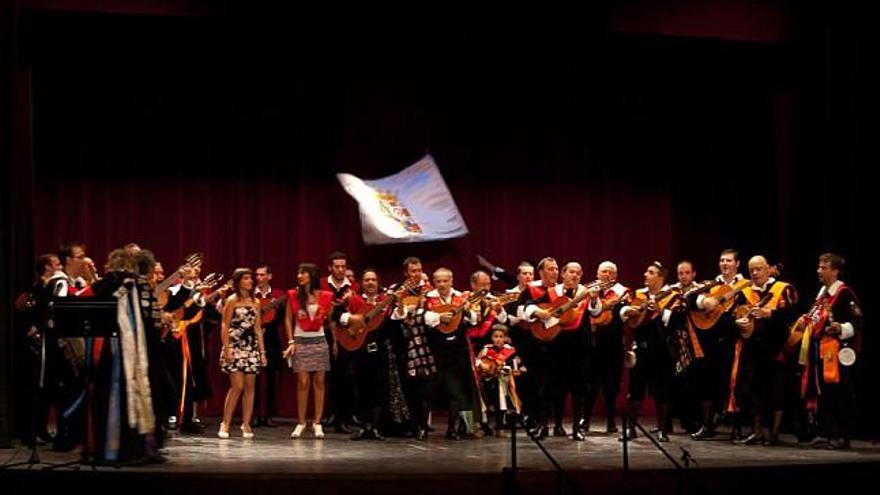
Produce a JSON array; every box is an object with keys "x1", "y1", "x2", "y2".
[
  {"x1": 582, "y1": 261, "x2": 629, "y2": 435},
  {"x1": 424, "y1": 267, "x2": 479, "y2": 439}
]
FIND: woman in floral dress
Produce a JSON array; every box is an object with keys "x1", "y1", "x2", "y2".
[{"x1": 218, "y1": 268, "x2": 267, "y2": 439}]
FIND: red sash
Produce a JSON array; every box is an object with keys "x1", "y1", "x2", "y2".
[
  {"x1": 482, "y1": 345, "x2": 516, "y2": 364},
  {"x1": 529, "y1": 284, "x2": 546, "y2": 300},
  {"x1": 550, "y1": 285, "x2": 588, "y2": 330},
  {"x1": 467, "y1": 304, "x2": 497, "y2": 339},
  {"x1": 425, "y1": 292, "x2": 466, "y2": 310},
  {"x1": 801, "y1": 284, "x2": 846, "y2": 404}
]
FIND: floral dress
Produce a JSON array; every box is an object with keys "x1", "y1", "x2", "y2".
[{"x1": 220, "y1": 305, "x2": 261, "y2": 374}]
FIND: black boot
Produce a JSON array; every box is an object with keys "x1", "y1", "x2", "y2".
[
  {"x1": 656, "y1": 402, "x2": 671, "y2": 441},
  {"x1": 618, "y1": 400, "x2": 640, "y2": 441},
  {"x1": 691, "y1": 425, "x2": 716, "y2": 440},
  {"x1": 605, "y1": 391, "x2": 619, "y2": 433},
  {"x1": 735, "y1": 414, "x2": 764, "y2": 445},
  {"x1": 764, "y1": 410, "x2": 783, "y2": 446},
  {"x1": 692, "y1": 401, "x2": 716, "y2": 440}
]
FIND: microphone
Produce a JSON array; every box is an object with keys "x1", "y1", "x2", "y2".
[
  {"x1": 680, "y1": 446, "x2": 697, "y2": 467},
  {"x1": 678, "y1": 446, "x2": 697, "y2": 467}
]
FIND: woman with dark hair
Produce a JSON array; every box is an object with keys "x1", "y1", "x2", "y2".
[
  {"x1": 218, "y1": 268, "x2": 266, "y2": 439},
  {"x1": 283, "y1": 263, "x2": 333, "y2": 439}
]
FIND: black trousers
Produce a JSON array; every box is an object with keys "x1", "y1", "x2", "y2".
[{"x1": 352, "y1": 342, "x2": 388, "y2": 425}]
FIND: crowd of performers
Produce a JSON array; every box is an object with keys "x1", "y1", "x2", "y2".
[{"x1": 13, "y1": 244, "x2": 863, "y2": 464}]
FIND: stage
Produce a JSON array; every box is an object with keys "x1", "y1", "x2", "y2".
[{"x1": 4, "y1": 418, "x2": 880, "y2": 495}]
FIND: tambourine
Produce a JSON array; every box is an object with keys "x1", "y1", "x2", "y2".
[
  {"x1": 838, "y1": 347, "x2": 856, "y2": 367},
  {"x1": 623, "y1": 350, "x2": 637, "y2": 369}
]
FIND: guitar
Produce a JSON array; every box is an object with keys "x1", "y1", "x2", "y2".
[
  {"x1": 154, "y1": 252, "x2": 204, "y2": 309},
  {"x1": 590, "y1": 282, "x2": 629, "y2": 328},
  {"x1": 172, "y1": 276, "x2": 232, "y2": 335},
  {"x1": 478, "y1": 355, "x2": 523, "y2": 379},
  {"x1": 530, "y1": 281, "x2": 614, "y2": 342},
  {"x1": 490, "y1": 292, "x2": 522, "y2": 306},
  {"x1": 433, "y1": 289, "x2": 489, "y2": 335},
  {"x1": 334, "y1": 279, "x2": 419, "y2": 352},
  {"x1": 622, "y1": 287, "x2": 680, "y2": 329},
  {"x1": 734, "y1": 291, "x2": 777, "y2": 339},
  {"x1": 259, "y1": 294, "x2": 288, "y2": 325},
  {"x1": 690, "y1": 265, "x2": 781, "y2": 330}
]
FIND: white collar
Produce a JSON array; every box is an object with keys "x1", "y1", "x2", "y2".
[
  {"x1": 671, "y1": 281, "x2": 701, "y2": 291},
  {"x1": 254, "y1": 285, "x2": 273, "y2": 297},
  {"x1": 817, "y1": 280, "x2": 844, "y2": 299},
  {"x1": 327, "y1": 275, "x2": 351, "y2": 290},
  {"x1": 716, "y1": 273, "x2": 744, "y2": 285},
  {"x1": 752, "y1": 277, "x2": 776, "y2": 291},
  {"x1": 637, "y1": 285, "x2": 667, "y2": 295},
  {"x1": 426, "y1": 288, "x2": 461, "y2": 300},
  {"x1": 554, "y1": 284, "x2": 585, "y2": 297}
]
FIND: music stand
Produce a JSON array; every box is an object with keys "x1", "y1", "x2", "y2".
[{"x1": 3, "y1": 298, "x2": 118, "y2": 470}]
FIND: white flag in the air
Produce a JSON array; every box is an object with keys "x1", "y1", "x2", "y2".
[{"x1": 337, "y1": 155, "x2": 469, "y2": 245}]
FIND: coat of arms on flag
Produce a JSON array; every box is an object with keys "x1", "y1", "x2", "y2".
[{"x1": 337, "y1": 155, "x2": 468, "y2": 245}]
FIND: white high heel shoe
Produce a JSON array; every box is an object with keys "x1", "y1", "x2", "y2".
[
  {"x1": 313, "y1": 424, "x2": 325, "y2": 439},
  {"x1": 218, "y1": 422, "x2": 230, "y2": 439},
  {"x1": 291, "y1": 423, "x2": 306, "y2": 439},
  {"x1": 241, "y1": 425, "x2": 254, "y2": 439}
]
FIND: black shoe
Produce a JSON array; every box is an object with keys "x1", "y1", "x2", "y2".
[
  {"x1": 415, "y1": 428, "x2": 428, "y2": 441},
  {"x1": 691, "y1": 426, "x2": 717, "y2": 441},
  {"x1": 735, "y1": 433, "x2": 764, "y2": 445},
  {"x1": 657, "y1": 431, "x2": 670, "y2": 443},
  {"x1": 323, "y1": 414, "x2": 336, "y2": 427},
  {"x1": 36, "y1": 431, "x2": 55, "y2": 445},
  {"x1": 264, "y1": 417, "x2": 278, "y2": 428},
  {"x1": 529, "y1": 425, "x2": 549, "y2": 439},
  {"x1": 729, "y1": 427, "x2": 743, "y2": 442},
  {"x1": 336, "y1": 422, "x2": 355, "y2": 434},
  {"x1": 763, "y1": 434, "x2": 779, "y2": 447},
  {"x1": 254, "y1": 417, "x2": 267, "y2": 428},
  {"x1": 800, "y1": 435, "x2": 829, "y2": 447},
  {"x1": 481, "y1": 423, "x2": 494, "y2": 437},
  {"x1": 368, "y1": 427, "x2": 385, "y2": 441},
  {"x1": 179, "y1": 421, "x2": 205, "y2": 434},
  {"x1": 351, "y1": 428, "x2": 369, "y2": 441},
  {"x1": 446, "y1": 429, "x2": 461, "y2": 441},
  {"x1": 606, "y1": 421, "x2": 618, "y2": 434},
  {"x1": 577, "y1": 419, "x2": 590, "y2": 434},
  {"x1": 572, "y1": 429, "x2": 586, "y2": 441},
  {"x1": 553, "y1": 425, "x2": 568, "y2": 437},
  {"x1": 618, "y1": 427, "x2": 637, "y2": 441},
  {"x1": 826, "y1": 438, "x2": 850, "y2": 450}
]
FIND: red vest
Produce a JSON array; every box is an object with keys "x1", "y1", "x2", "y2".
[{"x1": 425, "y1": 291, "x2": 467, "y2": 311}]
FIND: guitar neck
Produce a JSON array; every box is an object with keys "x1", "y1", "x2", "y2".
[
  {"x1": 687, "y1": 281, "x2": 721, "y2": 297},
  {"x1": 636, "y1": 289, "x2": 674, "y2": 310},
  {"x1": 366, "y1": 293, "x2": 397, "y2": 319},
  {"x1": 156, "y1": 272, "x2": 182, "y2": 293}
]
